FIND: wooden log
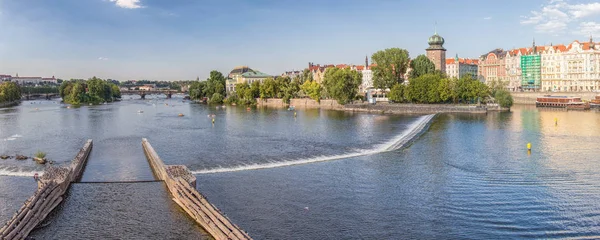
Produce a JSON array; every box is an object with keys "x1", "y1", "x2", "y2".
[{"x1": 173, "y1": 181, "x2": 234, "y2": 239}]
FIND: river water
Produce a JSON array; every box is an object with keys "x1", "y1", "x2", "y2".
[{"x1": 1, "y1": 97, "x2": 600, "y2": 239}]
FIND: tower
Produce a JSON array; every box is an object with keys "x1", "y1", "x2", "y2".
[
  {"x1": 532, "y1": 38, "x2": 537, "y2": 54},
  {"x1": 426, "y1": 30, "x2": 446, "y2": 73},
  {"x1": 365, "y1": 55, "x2": 369, "y2": 68}
]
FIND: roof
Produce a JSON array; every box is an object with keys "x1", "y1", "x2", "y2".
[
  {"x1": 446, "y1": 58, "x2": 479, "y2": 65},
  {"x1": 241, "y1": 70, "x2": 271, "y2": 78}
]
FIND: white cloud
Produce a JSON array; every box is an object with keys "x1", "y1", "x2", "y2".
[
  {"x1": 521, "y1": 0, "x2": 600, "y2": 36},
  {"x1": 484, "y1": 16, "x2": 492, "y2": 20},
  {"x1": 98, "y1": 57, "x2": 109, "y2": 61},
  {"x1": 574, "y1": 21, "x2": 600, "y2": 36},
  {"x1": 109, "y1": 0, "x2": 143, "y2": 9},
  {"x1": 568, "y1": 2, "x2": 600, "y2": 18}
]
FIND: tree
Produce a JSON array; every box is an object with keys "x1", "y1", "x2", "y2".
[
  {"x1": 0, "y1": 82, "x2": 22, "y2": 103},
  {"x1": 259, "y1": 77, "x2": 277, "y2": 99},
  {"x1": 388, "y1": 83, "x2": 406, "y2": 103},
  {"x1": 409, "y1": 55, "x2": 436, "y2": 79},
  {"x1": 300, "y1": 80, "x2": 322, "y2": 102},
  {"x1": 209, "y1": 92, "x2": 224, "y2": 104},
  {"x1": 189, "y1": 81, "x2": 206, "y2": 101},
  {"x1": 495, "y1": 89, "x2": 514, "y2": 108},
  {"x1": 322, "y1": 67, "x2": 362, "y2": 105},
  {"x1": 371, "y1": 48, "x2": 410, "y2": 90},
  {"x1": 203, "y1": 70, "x2": 226, "y2": 99}
]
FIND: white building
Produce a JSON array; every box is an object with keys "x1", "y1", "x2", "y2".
[
  {"x1": 445, "y1": 55, "x2": 479, "y2": 79},
  {"x1": 539, "y1": 40, "x2": 600, "y2": 92}
]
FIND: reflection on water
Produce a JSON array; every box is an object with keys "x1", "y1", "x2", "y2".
[
  {"x1": 30, "y1": 182, "x2": 210, "y2": 239},
  {"x1": 2, "y1": 101, "x2": 600, "y2": 239}
]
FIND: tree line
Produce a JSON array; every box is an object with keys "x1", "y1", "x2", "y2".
[
  {"x1": 59, "y1": 77, "x2": 121, "y2": 105},
  {"x1": 0, "y1": 82, "x2": 22, "y2": 103},
  {"x1": 189, "y1": 47, "x2": 513, "y2": 108}
]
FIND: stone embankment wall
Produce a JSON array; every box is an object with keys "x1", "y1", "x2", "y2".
[
  {"x1": 344, "y1": 103, "x2": 488, "y2": 114},
  {"x1": 256, "y1": 98, "x2": 343, "y2": 109},
  {"x1": 142, "y1": 139, "x2": 252, "y2": 240},
  {"x1": 0, "y1": 140, "x2": 93, "y2": 240},
  {"x1": 511, "y1": 92, "x2": 600, "y2": 105}
]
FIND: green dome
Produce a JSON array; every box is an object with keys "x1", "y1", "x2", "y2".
[{"x1": 428, "y1": 33, "x2": 445, "y2": 46}]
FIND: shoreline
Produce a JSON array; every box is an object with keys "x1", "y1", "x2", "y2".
[
  {"x1": 256, "y1": 98, "x2": 504, "y2": 114},
  {"x1": 0, "y1": 100, "x2": 20, "y2": 108}
]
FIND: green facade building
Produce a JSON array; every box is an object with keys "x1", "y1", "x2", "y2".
[{"x1": 520, "y1": 54, "x2": 541, "y2": 90}]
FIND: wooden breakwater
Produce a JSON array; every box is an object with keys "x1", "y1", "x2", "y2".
[
  {"x1": 142, "y1": 139, "x2": 252, "y2": 240},
  {"x1": 0, "y1": 139, "x2": 93, "y2": 240}
]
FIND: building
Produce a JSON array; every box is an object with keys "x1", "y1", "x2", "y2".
[
  {"x1": 139, "y1": 84, "x2": 156, "y2": 91},
  {"x1": 0, "y1": 75, "x2": 11, "y2": 82},
  {"x1": 478, "y1": 49, "x2": 508, "y2": 85},
  {"x1": 539, "y1": 39, "x2": 600, "y2": 92},
  {"x1": 426, "y1": 31, "x2": 446, "y2": 73},
  {"x1": 480, "y1": 37, "x2": 600, "y2": 92},
  {"x1": 225, "y1": 66, "x2": 272, "y2": 92},
  {"x1": 445, "y1": 54, "x2": 478, "y2": 79},
  {"x1": 281, "y1": 70, "x2": 301, "y2": 79}
]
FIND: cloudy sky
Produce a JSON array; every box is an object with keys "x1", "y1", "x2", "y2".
[{"x1": 0, "y1": 0, "x2": 599, "y2": 80}]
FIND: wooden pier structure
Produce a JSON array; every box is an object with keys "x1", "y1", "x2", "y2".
[
  {"x1": 0, "y1": 140, "x2": 93, "y2": 240},
  {"x1": 143, "y1": 138, "x2": 252, "y2": 240},
  {"x1": 0, "y1": 139, "x2": 252, "y2": 240}
]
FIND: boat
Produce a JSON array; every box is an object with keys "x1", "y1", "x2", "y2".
[
  {"x1": 178, "y1": 113, "x2": 184, "y2": 117},
  {"x1": 590, "y1": 95, "x2": 600, "y2": 109},
  {"x1": 566, "y1": 102, "x2": 590, "y2": 110},
  {"x1": 137, "y1": 110, "x2": 144, "y2": 113},
  {"x1": 536, "y1": 95, "x2": 588, "y2": 109}
]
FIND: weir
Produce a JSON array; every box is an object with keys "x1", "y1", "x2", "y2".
[
  {"x1": 0, "y1": 139, "x2": 92, "y2": 240},
  {"x1": 142, "y1": 139, "x2": 252, "y2": 240}
]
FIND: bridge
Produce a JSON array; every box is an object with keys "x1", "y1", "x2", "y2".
[
  {"x1": 121, "y1": 90, "x2": 184, "y2": 99},
  {"x1": 0, "y1": 139, "x2": 252, "y2": 240},
  {"x1": 22, "y1": 93, "x2": 60, "y2": 100}
]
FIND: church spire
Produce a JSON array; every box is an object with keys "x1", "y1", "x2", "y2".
[
  {"x1": 532, "y1": 38, "x2": 537, "y2": 54},
  {"x1": 365, "y1": 55, "x2": 369, "y2": 68}
]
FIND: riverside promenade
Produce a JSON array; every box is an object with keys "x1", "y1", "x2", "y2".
[
  {"x1": 257, "y1": 98, "x2": 490, "y2": 114},
  {"x1": 0, "y1": 140, "x2": 92, "y2": 240},
  {"x1": 143, "y1": 139, "x2": 252, "y2": 240}
]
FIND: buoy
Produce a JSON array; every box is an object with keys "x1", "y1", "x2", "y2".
[
  {"x1": 212, "y1": 118, "x2": 215, "y2": 124},
  {"x1": 527, "y1": 143, "x2": 532, "y2": 151},
  {"x1": 555, "y1": 118, "x2": 558, "y2": 126},
  {"x1": 178, "y1": 113, "x2": 184, "y2": 117},
  {"x1": 294, "y1": 112, "x2": 297, "y2": 117}
]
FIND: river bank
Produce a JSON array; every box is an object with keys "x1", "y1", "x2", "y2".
[
  {"x1": 0, "y1": 101, "x2": 20, "y2": 108},
  {"x1": 256, "y1": 98, "x2": 499, "y2": 114}
]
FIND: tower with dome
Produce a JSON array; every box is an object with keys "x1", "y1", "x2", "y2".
[{"x1": 426, "y1": 30, "x2": 447, "y2": 73}]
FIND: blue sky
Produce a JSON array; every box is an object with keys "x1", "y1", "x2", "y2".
[{"x1": 0, "y1": 0, "x2": 599, "y2": 80}]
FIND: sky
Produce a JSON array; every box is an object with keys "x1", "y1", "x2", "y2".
[{"x1": 0, "y1": 0, "x2": 599, "y2": 81}]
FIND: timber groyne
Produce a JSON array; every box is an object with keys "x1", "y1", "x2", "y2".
[
  {"x1": 0, "y1": 140, "x2": 92, "y2": 240},
  {"x1": 142, "y1": 139, "x2": 252, "y2": 240}
]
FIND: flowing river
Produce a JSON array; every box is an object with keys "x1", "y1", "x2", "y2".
[{"x1": 2, "y1": 96, "x2": 600, "y2": 239}]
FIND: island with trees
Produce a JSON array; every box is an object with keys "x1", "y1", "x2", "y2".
[
  {"x1": 0, "y1": 82, "x2": 22, "y2": 107},
  {"x1": 59, "y1": 77, "x2": 121, "y2": 105}
]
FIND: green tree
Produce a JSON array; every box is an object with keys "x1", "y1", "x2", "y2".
[
  {"x1": 322, "y1": 67, "x2": 362, "y2": 105},
  {"x1": 388, "y1": 83, "x2": 406, "y2": 103},
  {"x1": 494, "y1": 89, "x2": 514, "y2": 108},
  {"x1": 111, "y1": 84, "x2": 121, "y2": 99},
  {"x1": 371, "y1": 48, "x2": 410, "y2": 90},
  {"x1": 209, "y1": 92, "x2": 224, "y2": 104},
  {"x1": 409, "y1": 55, "x2": 436, "y2": 79},
  {"x1": 259, "y1": 77, "x2": 277, "y2": 99},
  {"x1": 203, "y1": 70, "x2": 226, "y2": 99},
  {"x1": 300, "y1": 80, "x2": 322, "y2": 102},
  {"x1": 189, "y1": 81, "x2": 206, "y2": 101}
]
